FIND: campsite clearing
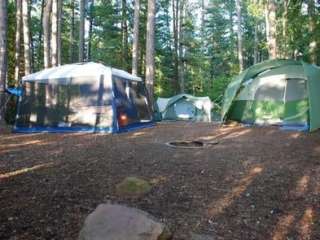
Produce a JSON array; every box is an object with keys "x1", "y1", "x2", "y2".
[{"x1": 1, "y1": 122, "x2": 320, "y2": 239}]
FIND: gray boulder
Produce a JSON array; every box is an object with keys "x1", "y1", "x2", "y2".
[{"x1": 79, "y1": 204, "x2": 171, "y2": 240}]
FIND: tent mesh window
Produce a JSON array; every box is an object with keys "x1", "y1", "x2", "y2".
[
  {"x1": 113, "y1": 76, "x2": 152, "y2": 127},
  {"x1": 129, "y1": 81, "x2": 152, "y2": 121},
  {"x1": 16, "y1": 80, "x2": 109, "y2": 128}
]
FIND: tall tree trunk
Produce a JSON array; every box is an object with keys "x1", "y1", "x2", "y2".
[
  {"x1": 79, "y1": 0, "x2": 85, "y2": 62},
  {"x1": 88, "y1": 0, "x2": 94, "y2": 61},
  {"x1": 265, "y1": 0, "x2": 277, "y2": 59},
  {"x1": 282, "y1": 0, "x2": 288, "y2": 58},
  {"x1": 121, "y1": 0, "x2": 129, "y2": 70},
  {"x1": 43, "y1": 0, "x2": 52, "y2": 68},
  {"x1": 37, "y1": 0, "x2": 45, "y2": 70},
  {"x1": 236, "y1": 0, "x2": 243, "y2": 71},
  {"x1": 172, "y1": 0, "x2": 179, "y2": 93},
  {"x1": 201, "y1": 0, "x2": 205, "y2": 33},
  {"x1": 57, "y1": 0, "x2": 62, "y2": 65},
  {"x1": 28, "y1": 2, "x2": 34, "y2": 72},
  {"x1": 145, "y1": 0, "x2": 155, "y2": 104},
  {"x1": 0, "y1": 0, "x2": 8, "y2": 84},
  {"x1": 228, "y1": 3, "x2": 236, "y2": 60},
  {"x1": 254, "y1": 24, "x2": 259, "y2": 64},
  {"x1": 15, "y1": 0, "x2": 22, "y2": 81},
  {"x1": 132, "y1": 0, "x2": 140, "y2": 76},
  {"x1": 22, "y1": 0, "x2": 31, "y2": 75},
  {"x1": 0, "y1": 0, "x2": 8, "y2": 123},
  {"x1": 139, "y1": 37, "x2": 144, "y2": 76},
  {"x1": 69, "y1": 0, "x2": 75, "y2": 63},
  {"x1": 51, "y1": 0, "x2": 58, "y2": 66},
  {"x1": 308, "y1": 0, "x2": 317, "y2": 64},
  {"x1": 178, "y1": 0, "x2": 184, "y2": 93}
]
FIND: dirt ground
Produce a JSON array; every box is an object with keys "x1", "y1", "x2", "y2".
[{"x1": 1, "y1": 122, "x2": 320, "y2": 240}]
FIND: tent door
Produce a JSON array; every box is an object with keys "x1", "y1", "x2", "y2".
[{"x1": 283, "y1": 78, "x2": 308, "y2": 125}]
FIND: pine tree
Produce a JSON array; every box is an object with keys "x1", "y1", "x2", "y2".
[{"x1": 145, "y1": 0, "x2": 156, "y2": 103}]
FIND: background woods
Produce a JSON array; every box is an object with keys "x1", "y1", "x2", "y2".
[{"x1": 0, "y1": 0, "x2": 319, "y2": 106}]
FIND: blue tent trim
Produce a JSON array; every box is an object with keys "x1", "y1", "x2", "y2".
[
  {"x1": 13, "y1": 126, "x2": 113, "y2": 133},
  {"x1": 6, "y1": 87, "x2": 23, "y2": 97},
  {"x1": 13, "y1": 122, "x2": 155, "y2": 134},
  {"x1": 117, "y1": 121, "x2": 155, "y2": 133}
]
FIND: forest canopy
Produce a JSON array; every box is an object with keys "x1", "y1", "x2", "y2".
[{"x1": 0, "y1": 0, "x2": 319, "y2": 107}]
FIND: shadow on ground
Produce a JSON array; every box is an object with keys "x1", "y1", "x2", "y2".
[{"x1": 0, "y1": 122, "x2": 319, "y2": 240}]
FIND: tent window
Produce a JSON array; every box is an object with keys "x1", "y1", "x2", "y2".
[
  {"x1": 16, "y1": 82, "x2": 106, "y2": 128},
  {"x1": 129, "y1": 81, "x2": 152, "y2": 121},
  {"x1": 285, "y1": 78, "x2": 307, "y2": 101},
  {"x1": 254, "y1": 81, "x2": 285, "y2": 101},
  {"x1": 113, "y1": 76, "x2": 151, "y2": 127}
]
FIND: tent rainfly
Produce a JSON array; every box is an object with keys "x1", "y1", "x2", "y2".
[
  {"x1": 222, "y1": 59, "x2": 320, "y2": 131},
  {"x1": 156, "y1": 94, "x2": 212, "y2": 122},
  {"x1": 14, "y1": 62, "x2": 154, "y2": 133}
]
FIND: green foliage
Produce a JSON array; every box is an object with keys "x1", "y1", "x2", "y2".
[{"x1": 4, "y1": 0, "x2": 320, "y2": 118}]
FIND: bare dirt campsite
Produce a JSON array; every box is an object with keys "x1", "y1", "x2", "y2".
[{"x1": 1, "y1": 122, "x2": 320, "y2": 240}]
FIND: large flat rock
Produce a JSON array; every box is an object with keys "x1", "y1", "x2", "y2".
[{"x1": 79, "y1": 204, "x2": 170, "y2": 240}]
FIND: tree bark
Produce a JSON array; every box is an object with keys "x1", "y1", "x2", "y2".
[
  {"x1": 57, "y1": 0, "x2": 62, "y2": 65},
  {"x1": 229, "y1": 4, "x2": 237, "y2": 59},
  {"x1": 172, "y1": 0, "x2": 179, "y2": 93},
  {"x1": 43, "y1": 0, "x2": 52, "y2": 68},
  {"x1": 254, "y1": 24, "x2": 259, "y2": 64},
  {"x1": 0, "y1": 0, "x2": 8, "y2": 85},
  {"x1": 79, "y1": 0, "x2": 85, "y2": 62},
  {"x1": 308, "y1": 0, "x2": 317, "y2": 64},
  {"x1": 121, "y1": 0, "x2": 129, "y2": 70},
  {"x1": 132, "y1": 0, "x2": 140, "y2": 76},
  {"x1": 282, "y1": 0, "x2": 289, "y2": 59},
  {"x1": 265, "y1": 0, "x2": 277, "y2": 59},
  {"x1": 88, "y1": 0, "x2": 94, "y2": 61},
  {"x1": 29, "y1": 2, "x2": 35, "y2": 72},
  {"x1": 178, "y1": 0, "x2": 185, "y2": 93},
  {"x1": 0, "y1": 0, "x2": 8, "y2": 123},
  {"x1": 69, "y1": 0, "x2": 75, "y2": 63},
  {"x1": 51, "y1": 0, "x2": 58, "y2": 66},
  {"x1": 22, "y1": 0, "x2": 31, "y2": 75},
  {"x1": 15, "y1": 0, "x2": 22, "y2": 81},
  {"x1": 236, "y1": 0, "x2": 243, "y2": 71},
  {"x1": 37, "y1": 0, "x2": 45, "y2": 70},
  {"x1": 145, "y1": 0, "x2": 156, "y2": 104}
]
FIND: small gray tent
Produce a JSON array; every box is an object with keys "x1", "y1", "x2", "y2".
[{"x1": 156, "y1": 94, "x2": 212, "y2": 122}]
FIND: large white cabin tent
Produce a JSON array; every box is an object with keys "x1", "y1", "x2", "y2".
[{"x1": 14, "y1": 62, "x2": 154, "y2": 133}]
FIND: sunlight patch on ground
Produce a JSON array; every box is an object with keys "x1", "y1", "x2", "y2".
[
  {"x1": 222, "y1": 129, "x2": 252, "y2": 139},
  {"x1": 207, "y1": 165, "x2": 263, "y2": 217},
  {"x1": 0, "y1": 133, "x2": 45, "y2": 141},
  {"x1": 272, "y1": 213, "x2": 295, "y2": 240},
  {"x1": 0, "y1": 140, "x2": 43, "y2": 149},
  {"x1": 197, "y1": 135, "x2": 217, "y2": 141},
  {"x1": 150, "y1": 176, "x2": 167, "y2": 185},
  {"x1": 299, "y1": 207, "x2": 314, "y2": 240},
  {"x1": 198, "y1": 126, "x2": 247, "y2": 142},
  {"x1": 289, "y1": 132, "x2": 302, "y2": 139},
  {"x1": 128, "y1": 131, "x2": 147, "y2": 139},
  {"x1": 314, "y1": 146, "x2": 320, "y2": 154},
  {"x1": 0, "y1": 162, "x2": 54, "y2": 180},
  {"x1": 0, "y1": 140, "x2": 54, "y2": 154},
  {"x1": 295, "y1": 175, "x2": 310, "y2": 196}
]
